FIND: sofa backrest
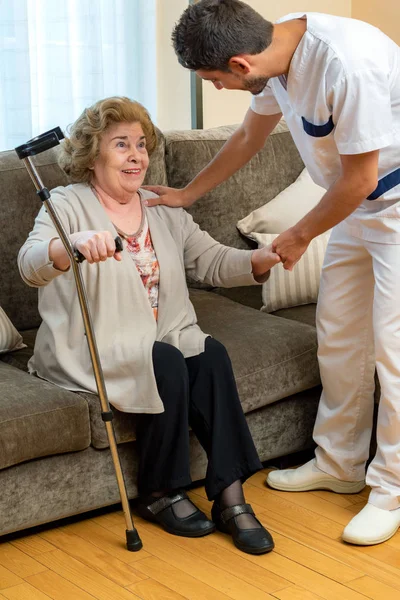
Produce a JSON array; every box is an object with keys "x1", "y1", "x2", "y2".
[
  {"x1": 164, "y1": 120, "x2": 304, "y2": 249},
  {"x1": 0, "y1": 130, "x2": 167, "y2": 331}
]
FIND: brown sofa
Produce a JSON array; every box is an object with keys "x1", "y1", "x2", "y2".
[{"x1": 0, "y1": 120, "x2": 322, "y2": 537}]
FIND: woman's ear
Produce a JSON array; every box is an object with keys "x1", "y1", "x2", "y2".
[{"x1": 228, "y1": 56, "x2": 252, "y2": 75}]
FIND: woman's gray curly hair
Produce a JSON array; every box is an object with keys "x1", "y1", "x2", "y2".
[{"x1": 58, "y1": 96, "x2": 157, "y2": 183}]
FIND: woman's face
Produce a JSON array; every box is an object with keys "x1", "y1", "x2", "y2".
[{"x1": 92, "y1": 121, "x2": 150, "y2": 200}]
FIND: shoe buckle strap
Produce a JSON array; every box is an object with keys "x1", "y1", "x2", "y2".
[
  {"x1": 220, "y1": 503, "x2": 254, "y2": 524},
  {"x1": 147, "y1": 491, "x2": 188, "y2": 516}
]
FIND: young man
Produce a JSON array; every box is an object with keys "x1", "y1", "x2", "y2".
[{"x1": 144, "y1": 0, "x2": 400, "y2": 546}]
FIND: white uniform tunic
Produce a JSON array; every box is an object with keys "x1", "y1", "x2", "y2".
[
  {"x1": 251, "y1": 12, "x2": 400, "y2": 243},
  {"x1": 252, "y1": 13, "x2": 400, "y2": 510}
]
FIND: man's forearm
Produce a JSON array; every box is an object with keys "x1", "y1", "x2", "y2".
[
  {"x1": 182, "y1": 128, "x2": 262, "y2": 204},
  {"x1": 182, "y1": 111, "x2": 282, "y2": 205},
  {"x1": 143, "y1": 111, "x2": 281, "y2": 208},
  {"x1": 293, "y1": 174, "x2": 377, "y2": 242},
  {"x1": 272, "y1": 150, "x2": 379, "y2": 270}
]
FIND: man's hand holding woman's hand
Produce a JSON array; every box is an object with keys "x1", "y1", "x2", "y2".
[
  {"x1": 49, "y1": 230, "x2": 122, "y2": 271},
  {"x1": 272, "y1": 227, "x2": 311, "y2": 271},
  {"x1": 251, "y1": 244, "x2": 281, "y2": 282}
]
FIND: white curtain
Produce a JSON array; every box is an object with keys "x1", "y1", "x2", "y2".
[{"x1": 0, "y1": 0, "x2": 157, "y2": 151}]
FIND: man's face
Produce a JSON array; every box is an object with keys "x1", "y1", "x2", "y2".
[{"x1": 196, "y1": 68, "x2": 269, "y2": 95}]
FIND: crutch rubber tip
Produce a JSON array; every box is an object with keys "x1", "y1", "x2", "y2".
[{"x1": 126, "y1": 529, "x2": 143, "y2": 552}]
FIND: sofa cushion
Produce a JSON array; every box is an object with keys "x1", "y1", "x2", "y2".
[
  {"x1": 191, "y1": 289, "x2": 320, "y2": 414},
  {"x1": 272, "y1": 304, "x2": 317, "y2": 328},
  {"x1": 0, "y1": 128, "x2": 167, "y2": 332},
  {"x1": 0, "y1": 362, "x2": 90, "y2": 469},
  {"x1": 77, "y1": 391, "x2": 138, "y2": 450},
  {"x1": 237, "y1": 168, "x2": 325, "y2": 236},
  {"x1": 0, "y1": 332, "x2": 135, "y2": 451}
]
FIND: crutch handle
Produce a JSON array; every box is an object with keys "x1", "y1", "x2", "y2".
[
  {"x1": 15, "y1": 127, "x2": 64, "y2": 159},
  {"x1": 75, "y1": 235, "x2": 124, "y2": 263}
]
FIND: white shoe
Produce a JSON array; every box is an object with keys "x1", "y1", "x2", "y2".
[
  {"x1": 266, "y1": 459, "x2": 365, "y2": 493},
  {"x1": 342, "y1": 503, "x2": 400, "y2": 545}
]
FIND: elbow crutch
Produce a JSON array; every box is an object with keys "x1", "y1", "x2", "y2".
[{"x1": 15, "y1": 127, "x2": 142, "y2": 552}]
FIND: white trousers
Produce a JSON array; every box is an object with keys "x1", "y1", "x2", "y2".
[{"x1": 314, "y1": 223, "x2": 400, "y2": 510}]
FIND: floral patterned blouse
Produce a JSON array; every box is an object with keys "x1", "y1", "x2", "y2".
[{"x1": 115, "y1": 213, "x2": 160, "y2": 321}]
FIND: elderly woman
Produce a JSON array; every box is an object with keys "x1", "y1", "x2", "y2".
[{"x1": 18, "y1": 97, "x2": 280, "y2": 555}]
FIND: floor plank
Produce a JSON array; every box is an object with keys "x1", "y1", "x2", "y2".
[
  {"x1": 0, "y1": 566, "x2": 24, "y2": 591},
  {"x1": 128, "y1": 576, "x2": 194, "y2": 599},
  {"x1": 272, "y1": 587, "x2": 325, "y2": 600},
  {"x1": 1, "y1": 582, "x2": 51, "y2": 599},
  {"x1": 26, "y1": 570, "x2": 97, "y2": 600},
  {"x1": 346, "y1": 576, "x2": 400, "y2": 600},
  {"x1": 133, "y1": 556, "x2": 233, "y2": 600},
  {"x1": 10, "y1": 538, "x2": 55, "y2": 559},
  {"x1": 58, "y1": 520, "x2": 151, "y2": 565},
  {"x1": 34, "y1": 550, "x2": 141, "y2": 600},
  {"x1": 39, "y1": 528, "x2": 146, "y2": 587},
  {"x1": 0, "y1": 544, "x2": 47, "y2": 578},
  {"x1": 269, "y1": 532, "x2": 364, "y2": 583}
]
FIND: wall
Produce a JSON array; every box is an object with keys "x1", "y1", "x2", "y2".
[
  {"x1": 156, "y1": 0, "x2": 192, "y2": 131},
  {"x1": 352, "y1": 0, "x2": 400, "y2": 45},
  {"x1": 202, "y1": 0, "x2": 352, "y2": 129}
]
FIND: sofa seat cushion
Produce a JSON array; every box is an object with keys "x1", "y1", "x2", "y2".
[
  {"x1": 0, "y1": 362, "x2": 90, "y2": 469},
  {"x1": 271, "y1": 304, "x2": 317, "y2": 328},
  {"x1": 77, "y1": 391, "x2": 138, "y2": 450},
  {"x1": 0, "y1": 332, "x2": 136, "y2": 451},
  {"x1": 191, "y1": 289, "x2": 320, "y2": 414}
]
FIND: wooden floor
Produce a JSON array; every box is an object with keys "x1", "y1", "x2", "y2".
[{"x1": 1, "y1": 468, "x2": 400, "y2": 600}]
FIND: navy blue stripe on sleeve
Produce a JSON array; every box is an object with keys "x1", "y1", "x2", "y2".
[
  {"x1": 368, "y1": 167, "x2": 400, "y2": 200},
  {"x1": 302, "y1": 115, "x2": 334, "y2": 137}
]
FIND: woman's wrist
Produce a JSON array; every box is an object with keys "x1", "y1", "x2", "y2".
[
  {"x1": 251, "y1": 247, "x2": 280, "y2": 282},
  {"x1": 251, "y1": 249, "x2": 268, "y2": 282},
  {"x1": 48, "y1": 238, "x2": 71, "y2": 272}
]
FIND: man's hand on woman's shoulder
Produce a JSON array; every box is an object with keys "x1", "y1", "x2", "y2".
[{"x1": 142, "y1": 185, "x2": 193, "y2": 208}]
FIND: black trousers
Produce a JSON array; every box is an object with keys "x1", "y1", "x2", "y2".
[{"x1": 135, "y1": 337, "x2": 263, "y2": 500}]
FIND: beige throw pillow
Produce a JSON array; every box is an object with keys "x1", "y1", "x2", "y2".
[
  {"x1": 250, "y1": 232, "x2": 331, "y2": 312},
  {"x1": 0, "y1": 307, "x2": 26, "y2": 354},
  {"x1": 237, "y1": 168, "x2": 326, "y2": 235}
]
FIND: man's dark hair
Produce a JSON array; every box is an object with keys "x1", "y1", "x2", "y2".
[{"x1": 172, "y1": 0, "x2": 274, "y2": 72}]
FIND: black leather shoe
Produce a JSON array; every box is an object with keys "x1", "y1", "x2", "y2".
[
  {"x1": 212, "y1": 502, "x2": 274, "y2": 555},
  {"x1": 136, "y1": 490, "x2": 216, "y2": 538}
]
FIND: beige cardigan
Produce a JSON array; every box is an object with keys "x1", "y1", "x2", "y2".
[{"x1": 18, "y1": 184, "x2": 260, "y2": 413}]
